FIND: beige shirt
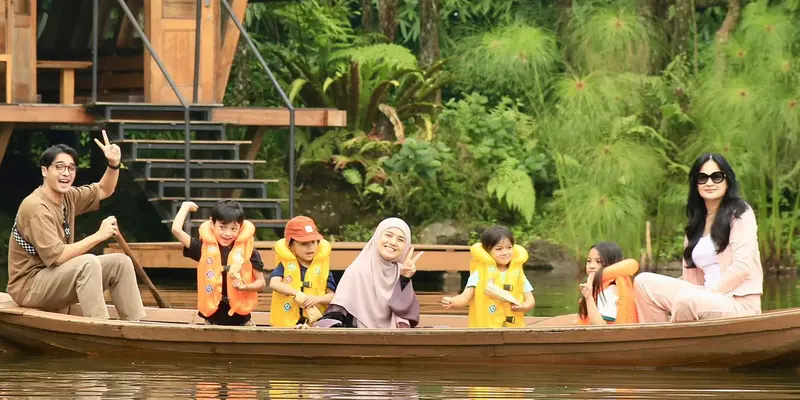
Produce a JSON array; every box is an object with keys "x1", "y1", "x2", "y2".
[{"x1": 6, "y1": 184, "x2": 100, "y2": 303}]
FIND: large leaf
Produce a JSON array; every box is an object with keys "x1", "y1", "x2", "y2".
[{"x1": 487, "y1": 160, "x2": 536, "y2": 223}]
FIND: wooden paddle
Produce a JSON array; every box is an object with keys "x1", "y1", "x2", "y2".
[{"x1": 115, "y1": 232, "x2": 172, "y2": 309}]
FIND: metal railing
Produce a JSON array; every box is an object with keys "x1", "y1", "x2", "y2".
[
  {"x1": 90, "y1": 0, "x2": 298, "y2": 221},
  {"x1": 219, "y1": 0, "x2": 296, "y2": 218}
]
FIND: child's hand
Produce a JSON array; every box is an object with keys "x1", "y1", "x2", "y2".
[
  {"x1": 579, "y1": 272, "x2": 594, "y2": 298},
  {"x1": 294, "y1": 291, "x2": 309, "y2": 307},
  {"x1": 231, "y1": 279, "x2": 247, "y2": 290},
  {"x1": 294, "y1": 323, "x2": 310, "y2": 329},
  {"x1": 511, "y1": 304, "x2": 523, "y2": 311},
  {"x1": 181, "y1": 201, "x2": 198, "y2": 212},
  {"x1": 441, "y1": 296, "x2": 454, "y2": 309},
  {"x1": 302, "y1": 296, "x2": 320, "y2": 309}
]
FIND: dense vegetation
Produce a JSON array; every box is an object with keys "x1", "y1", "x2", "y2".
[{"x1": 1, "y1": 0, "x2": 799, "y2": 269}]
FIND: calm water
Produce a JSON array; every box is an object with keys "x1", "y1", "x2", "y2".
[
  {"x1": 3, "y1": 268, "x2": 800, "y2": 398},
  {"x1": 1, "y1": 357, "x2": 800, "y2": 399}
]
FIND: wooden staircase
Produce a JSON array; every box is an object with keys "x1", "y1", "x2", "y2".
[{"x1": 94, "y1": 103, "x2": 287, "y2": 233}]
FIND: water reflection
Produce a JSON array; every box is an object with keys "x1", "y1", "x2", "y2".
[{"x1": 2, "y1": 357, "x2": 800, "y2": 399}]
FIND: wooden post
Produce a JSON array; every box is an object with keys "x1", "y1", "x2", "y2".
[
  {"x1": 645, "y1": 220, "x2": 652, "y2": 271},
  {"x1": 0, "y1": 123, "x2": 12, "y2": 169},
  {"x1": 10, "y1": 0, "x2": 37, "y2": 102}
]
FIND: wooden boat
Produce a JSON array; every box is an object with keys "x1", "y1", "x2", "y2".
[{"x1": 2, "y1": 292, "x2": 800, "y2": 369}]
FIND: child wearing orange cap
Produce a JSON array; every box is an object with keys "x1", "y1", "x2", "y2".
[{"x1": 269, "y1": 216, "x2": 337, "y2": 327}]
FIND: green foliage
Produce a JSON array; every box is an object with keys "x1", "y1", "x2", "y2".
[
  {"x1": 449, "y1": 24, "x2": 559, "y2": 109},
  {"x1": 487, "y1": 159, "x2": 536, "y2": 223}
]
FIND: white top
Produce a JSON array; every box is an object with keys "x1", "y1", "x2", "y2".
[
  {"x1": 597, "y1": 285, "x2": 619, "y2": 322},
  {"x1": 692, "y1": 235, "x2": 722, "y2": 288},
  {"x1": 465, "y1": 271, "x2": 534, "y2": 292}
]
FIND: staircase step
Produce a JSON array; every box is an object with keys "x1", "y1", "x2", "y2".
[
  {"x1": 136, "y1": 178, "x2": 278, "y2": 183},
  {"x1": 120, "y1": 140, "x2": 249, "y2": 145},
  {"x1": 126, "y1": 158, "x2": 266, "y2": 164},
  {"x1": 150, "y1": 197, "x2": 286, "y2": 219},
  {"x1": 124, "y1": 158, "x2": 265, "y2": 179},
  {"x1": 136, "y1": 177, "x2": 276, "y2": 197},
  {"x1": 120, "y1": 140, "x2": 249, "y2": 158},
  {"x1": 104, "y1": 119, "x2": 224, "y2": 125},
  {"x1": 162, "y1": 219, "x2": 289, "y2": 228},
  {"x1": 149, "y1": 197, "x2": 287, "y2": 204}
]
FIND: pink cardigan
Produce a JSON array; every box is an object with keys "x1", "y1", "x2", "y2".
[{"x1": 681, "y1": 208, "x2": 763, "y2": 296}]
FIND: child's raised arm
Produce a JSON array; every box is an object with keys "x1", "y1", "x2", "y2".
[
  {"x1": 171, "y1": 201, "x2": 197, "y2": 248},
  {"x1": 442, "y1": 287, "x2": 475, "y2": 309}
]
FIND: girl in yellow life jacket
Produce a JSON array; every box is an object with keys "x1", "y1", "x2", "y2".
[
  {"x1": 269, "y1": 216, "x2": 337, "y2": 328},
  {"x1": 578, "y1": 242, "x2": 639, "y2": 325},
  {"x1": 441, "y1": 226, "x2": 535, "y2": 328}
]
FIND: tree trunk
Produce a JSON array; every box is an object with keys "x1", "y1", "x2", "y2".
[
  {"x1": 378, "y1": 0, "x2": 400, "y2": 42},
  {"x1": 362, "y1": 0, "x2": 374, "y2": 32},
  {"x1": 671, "y1": 0, "x2": 694, "y2": 55},
  {"x1": 714, "y1": 0, "x2": 742, "y2": 69},
  {"x1": 715, "y1": 0, "x2": 741, "y2": 46},
  {"x1": 419, "y1": 0, "x2": 440, "y2": 69},
  {"x1": 419, "y1": 0, "x2": 441, "y2": 104}
]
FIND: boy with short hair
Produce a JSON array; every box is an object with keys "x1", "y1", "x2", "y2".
[{"x1": 171, "y1": 200, "x2": 265, "y2": 326}]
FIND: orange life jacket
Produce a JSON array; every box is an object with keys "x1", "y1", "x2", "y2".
[
  {"x1": 579, "y1": 258, "x2": 639, "y2": 325},
  {"x1": 196, "y1": 220, "x2": 259, "y2": 317}
]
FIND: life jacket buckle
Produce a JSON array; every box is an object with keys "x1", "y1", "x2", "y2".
[
  {"x1": 503, "y1": 284, "x2": 513, "y2": 291},
  {"x1": 505, "y1": 316, "x2": 516, "y2": 323},
  {"x1": 302, "y1": 281, "x2": 312, "y2": 288}
]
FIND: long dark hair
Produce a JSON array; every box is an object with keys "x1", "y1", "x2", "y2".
[
  {"x1": 578, "y1": 242, "x2": 624, "y2": 319},
  {"x1": 683, "y1": 153, "x2": 749, "y2": 268}
]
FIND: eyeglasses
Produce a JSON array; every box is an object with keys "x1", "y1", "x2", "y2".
[
  {"x1": 696, "y1": 171, "x2": 726, "y2": 184},
  {"x1": 52, "y1": 164, "x2": 76, "y2": 174}
]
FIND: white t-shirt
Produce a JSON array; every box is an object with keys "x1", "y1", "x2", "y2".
[
  {"x1": 465, "y1": 271, "x2": 534, "y2": 292},
  {"x1": 692, "y1": 235, "x2": 722, "y2": 288},
  {"x1": 596, "y1": 285, "x2": 619, "y2": 322}
]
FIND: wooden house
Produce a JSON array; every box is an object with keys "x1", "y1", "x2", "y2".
[{"x1": 0, "y1": 0, "x2": 346, "y2": 233}]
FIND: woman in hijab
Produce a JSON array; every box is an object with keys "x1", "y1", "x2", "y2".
[{"x1": 314, "y1": 218, "x2": 424, "y2": 328}]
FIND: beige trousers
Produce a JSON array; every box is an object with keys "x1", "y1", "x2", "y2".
[
  {"x1": 634, "y1": 272, "x2": 761, "y2": 323},
  {"x1": 21, "y1": 253, "x2": 146, "y2": 321}
]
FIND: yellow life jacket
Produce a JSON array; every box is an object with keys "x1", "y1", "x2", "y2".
[
  {"x1": 270, "y1": 238, "x2": 332, "y2": 327},
  {"x1": 196, "y1": 220, "x2": 259, "y2": 318},
  {"x1": 467, "y1": 242, "x2": 528, "y2": 328},
  {"x1": 579, "y1": 259, "x2": 640, "y2": 325}
]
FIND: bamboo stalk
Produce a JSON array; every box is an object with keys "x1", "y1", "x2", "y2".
[{"x1": 646, "y1": 220, "x2": 653, "y2": 271}]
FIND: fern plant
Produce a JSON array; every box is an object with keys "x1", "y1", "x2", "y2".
[{"x1": 487, "y1": 159, "x2": 536, "y2": 223}]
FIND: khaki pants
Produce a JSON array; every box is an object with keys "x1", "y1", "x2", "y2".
[
  {"x1": 21, "y1": 253, "x2": 146, "y2": 321},
  {"x1": 634, "y1": 272, "x2": 761, "y2": 323}
]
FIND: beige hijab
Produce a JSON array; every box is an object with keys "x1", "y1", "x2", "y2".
[{"x1": 330, "y1": 218, "x2": 412, "y2": 328}]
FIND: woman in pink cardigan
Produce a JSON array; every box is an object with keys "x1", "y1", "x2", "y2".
[{"x1": 634, "y1": 153, "x2": 763, "y2": 322}]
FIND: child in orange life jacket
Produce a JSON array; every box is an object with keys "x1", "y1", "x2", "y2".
[
  {"x1": 269, "y1": 216, "x2": 337, "y2": 328},
  {"x1": 578, "y1": 242, "x2": 639, "y2": 325},
  {"x1": 171, "y1": 200, "x2": 266, "y2": 326},
  {"x1": 441, "y1": 226, "x2": 535, "y2": 328}
]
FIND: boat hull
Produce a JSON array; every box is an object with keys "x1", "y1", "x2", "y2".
[{"x1": 2, "y1": 295, "x2": 800, "y2": 369}]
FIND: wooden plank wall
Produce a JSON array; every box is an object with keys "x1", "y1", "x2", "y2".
[{"x1": 145, "y1": 0, "x2": 218, "y2": 104}]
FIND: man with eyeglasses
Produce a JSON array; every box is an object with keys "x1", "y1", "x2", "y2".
[{"x1": 6, "y1": 131, "x2": 145, "y2": 321}]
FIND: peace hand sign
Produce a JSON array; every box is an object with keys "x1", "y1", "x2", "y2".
[
  {"x1": 400, "y1": 247, "x2": 424, "y2": 278},
  {"x1": 94, "y1": 130, "x2": 121, "y2": 166}
]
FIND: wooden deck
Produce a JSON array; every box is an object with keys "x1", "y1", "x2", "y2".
[
  {"x1": 105, "y1": 241, "x2": 472, "y2": 271},
  {"x1": 0, "y1": 104, "x2": 346, "y2": 127}
]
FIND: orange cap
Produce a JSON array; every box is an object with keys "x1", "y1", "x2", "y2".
[{"x1": 284, "y1": 216, "x2": 323, "y2": 242}]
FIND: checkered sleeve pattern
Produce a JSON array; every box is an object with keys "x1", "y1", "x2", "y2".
[{"x1": 11, "y1": 203, "x2": 70, "y2": 256}]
